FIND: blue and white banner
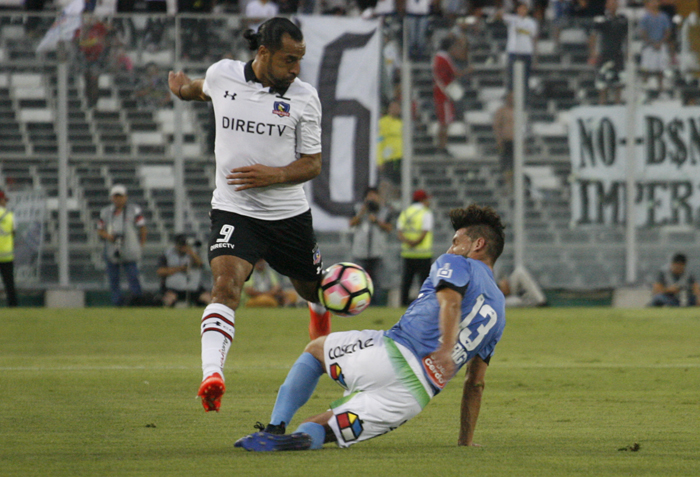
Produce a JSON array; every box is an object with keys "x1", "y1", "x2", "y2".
[
  {"x1": 569, "y1": 106, "x2": 700, "y2": 227},
  {"x1": 298, "y1": 16, "x2": 381, "y2": 231}
]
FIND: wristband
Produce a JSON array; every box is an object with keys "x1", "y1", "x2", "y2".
[{"x1": 178, "y1": 85, "x2": 184, "y2": 100}]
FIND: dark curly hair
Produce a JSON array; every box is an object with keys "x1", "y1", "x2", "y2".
[
  {"x1": 449, "y1": 204, "x2": 505, "y2": 262},
  {"x1": 243, "y1": 17, "x2": 303, "y2": 53}
]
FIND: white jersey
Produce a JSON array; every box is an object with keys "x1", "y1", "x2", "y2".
[
  {"x1": 504, "y1": 14, "x2": 538, "y2": 55},
  {"x1": 203, "y1": 59, "x2": 322, "y2": 220}
]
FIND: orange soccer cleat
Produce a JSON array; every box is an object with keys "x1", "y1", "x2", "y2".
[
  {"x1": 308, "y1": 303, "x2": 331, "y2": 340},
  {"x1": 198, "y1": 372, "x2": 225, "y2": 412}
]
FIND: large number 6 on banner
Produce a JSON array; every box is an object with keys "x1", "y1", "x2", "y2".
[{"x1": 313, "y1": 31, "x2": 376, "y2": 217}]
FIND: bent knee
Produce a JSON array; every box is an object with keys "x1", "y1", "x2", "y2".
[{"x1": 304, "y1": 336, "x2": 327, "y2": 366}]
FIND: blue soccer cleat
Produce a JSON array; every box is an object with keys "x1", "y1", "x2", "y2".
[{"x1": 234, "y1": 431, "x2": 313, "y2": 452}]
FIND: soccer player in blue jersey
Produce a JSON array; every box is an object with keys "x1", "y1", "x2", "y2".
[{"x1": 235, "y1": 204, "x2": 507, "y2": 451}]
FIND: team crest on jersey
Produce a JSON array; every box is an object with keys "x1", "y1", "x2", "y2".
[
  {"x1": 437, "y1": 263, "x2": 453, "y2": 279},
  {"x1": 336, "y1": 411, "x2": 363, "y2": 442},
  {"x1": 312, "y1": 244, "x2": 322, "y2": 265},
  {"x1": 329, "y1": 363, "x2": 347, "y2": 388},
  {"x1": 272, "y1": 101, "x2": 290, "y2": 117}
]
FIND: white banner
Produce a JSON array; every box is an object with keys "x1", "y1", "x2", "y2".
[
  {"x1": 569, "y1": 106, "x2": 700, "y2": 227},
  {"x1": 36, "y1": 0, "x2": 83, "y2": 53},
  {"x1": 297, "y1": 16, "x2": 380, "y2": 231},
  {"x1": 11, "y1": 191, "x2": 46, "y2": 285}
]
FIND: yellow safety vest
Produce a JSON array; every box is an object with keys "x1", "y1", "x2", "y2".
[
  {"x1": 398, "y1": 203, "x2": 432, "y2": 259},
  {"x1": 0, "y1": 206, "x2": 14, "y2": 263}
]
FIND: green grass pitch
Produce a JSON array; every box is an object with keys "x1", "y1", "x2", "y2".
[{"x1": 1, "y1": 306, "x2": 699, "y2": 476}]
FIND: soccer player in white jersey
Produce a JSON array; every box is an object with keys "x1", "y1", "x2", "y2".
[
  {"x1": 168, "y1": 18, "x2": 332, "y2": 413},
  {"x1": 235, "y1": 204, "x2": 507, "y2": 451}
]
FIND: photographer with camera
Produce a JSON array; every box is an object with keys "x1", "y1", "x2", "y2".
[
  {"x1": 157, "y1": 234, "x2": 212, "y2": 307},
  {"x1": 349, "y1": 188, "x2": 394, "y2": 305},
  {"x1": 97, "y1": 184, "x2": 147, "y2": 306}
]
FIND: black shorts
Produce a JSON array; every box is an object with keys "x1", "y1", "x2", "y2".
[{"x1": 208, "y1": 209, "x2": 323, "y2": 283}]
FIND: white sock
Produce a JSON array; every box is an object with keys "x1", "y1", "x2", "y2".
[
  {"x1": 200, "y1": 303, "x2": 235, "y2": 381},
  {"x1": 309, "y1": 301, "x2": 327, "y2": 315}
]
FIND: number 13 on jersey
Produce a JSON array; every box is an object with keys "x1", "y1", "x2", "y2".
[{"x1": 451, "y1": 294, "x2": 499, "y2": 366}]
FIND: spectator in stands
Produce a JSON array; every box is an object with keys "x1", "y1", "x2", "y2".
[
  {"x1": 277, "y1": 0, "x2": 300, "y2": 14},
  {"x1": 350, "y1": 187, "x2": 394, "y2": 305},
  {"x1": 533, "y1": 0, "x2": 549, "y2": 27},
  {"x1": 97, "y1": 184, "x2": 147, "y2": 306},
  {"x1": 110, "y1": 44, "x2": 134, "y2": 81},
  {"x1": 377, "y1": 100, "x2": 403, "y2": 194},
  {"x1": 551, "y1": 0, "x2": 573, "y2": 46},
  {"x1": 659, "y1": 0, "x2": 678, "y2": 62},
  {"x1": 498, "y1": 266, "x2": 547, "y2": 307},
  {"x1": 432, "y1": 36, "x2": 465, "y2": 156},
  {"x1": 134, "y1": 63, "x2": 172, "y2": 109},
  {"x1": 380, "y1": 23, "x2": 403, "y2": 103},
  {"x1": 588, "y1": 0, "x2": 628, "y2": 104},
  {"x1": 296, "y1": 0, "x2": 315, "y2": 14},
  {"x1": 405, "y1": 0, "x2": 436, "y2": 60},
  {"x1": 243, "y1": 259, "x2": 299, "y2": 307},
  {"x1": 179, "y1": 0, "x2": 215, "y2": 60},
  {"x1": 0, "y1": 190, "x2": 18, "y2": 307},
  {"x1": 74, "y1": 12, "x2": 111, "y2": 109},
  {"x1": 498, "y1": 3, "x2": 538, "y2": 101},
  {"x1": 397, "y1": 189, "x2": 433, "y2": 306},
  {"x1": 571, "y1": 0, "x2": 605, "y2": 18},
  {"x1": 448, "y1": 15, "x2": 478, "y2": 62},
  {"x1": 143, "y1": 0, "x2": 168, "y2": 52},
  {"x1": 639, "y1": 0, "x2": 672, "y2": 95},
  {"x1": 157, "y1": 234, "x2": 212, "y2": 307},
  {"x1": 650, "y1": 253, "x2": 700, "y2": 306},
  {"x1": 246, "y1": 0, "x2": 280, "y2": 30},
  {"x1": 115, "y1": 0, "x2": 137, "y2": 45},
  {"x1": 493, "y1": 92, "x2": 515, "y2": 191}
]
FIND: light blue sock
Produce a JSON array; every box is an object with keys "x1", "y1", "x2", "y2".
[
  {"x1": 295, "y1": 422, "x2": 326, "y2": 450},
  {"x1": 269, "y1": 352, "x2": 324, "y2": 427}
]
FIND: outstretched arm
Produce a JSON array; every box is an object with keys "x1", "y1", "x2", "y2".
[
  {"x1": 225, "y1": 152, "x2": 322, "y2": 191},
  {"x1": 458, "y1": 355, "x2": 488, "y2": 446},
  {"x1": 168, "y1": 71, "x2": 210, "y2": 102}
]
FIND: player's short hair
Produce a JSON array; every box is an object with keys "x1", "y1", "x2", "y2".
[
  {"x1": 672, "y1": 253, "x2": 687, "y2": 264},
  {"x1": 449, "y1": 204, "x2": 505, "y2": 262},
  {"x1": 243, "y1": 17, "x2": 303, "y2": 53}
]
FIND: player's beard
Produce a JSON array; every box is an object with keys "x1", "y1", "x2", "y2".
[{"x1": 267, "y1": 64, "x2": 295, "y2": 90}]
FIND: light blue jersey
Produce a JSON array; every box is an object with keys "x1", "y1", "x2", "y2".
[{"x1": 385, "y1": 253, "x2": 506, "y2": 393}]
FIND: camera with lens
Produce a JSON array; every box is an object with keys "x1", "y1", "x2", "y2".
[
  {"x1": 113, "y1": 234, "x2": 124, "y2": 260},
  {"x1": 365, "y1": 199, "x2": 380, "y2": 213}
]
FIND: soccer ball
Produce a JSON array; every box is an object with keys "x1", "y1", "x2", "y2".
[{"x1": 318, "y1": 262, "x2": 374, "y2": 317}]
